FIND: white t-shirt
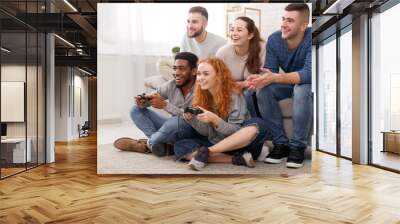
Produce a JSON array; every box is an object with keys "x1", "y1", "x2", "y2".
[
  {"x1": 181, "y1": 32, "x2": 226, "y2": 59},
  {"x1": 215, "y1": 42, "x2": 266, "y2": 81}
]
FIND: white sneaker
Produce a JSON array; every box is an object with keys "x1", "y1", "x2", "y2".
[
  {"x1": 242, "y1": 152, "x2": 255, "y2": 168},
  {"x1": 188, "y1": 158, "x2": 206, "y2": 171},
  {"x1": 257, "y1": 145, "x2": 270, "y2": 162}
]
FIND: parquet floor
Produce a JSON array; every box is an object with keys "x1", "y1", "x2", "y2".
[{"x1": 1, "y1": 135, "x2": 400, "y2": 223}]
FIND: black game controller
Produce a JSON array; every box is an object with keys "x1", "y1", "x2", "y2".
[
  {"x1": 137, "y1": 93, "x2": 152, "y2": 102},
  {"x1": 184, "y1": 107, "x2": 203, "y2": 115}
]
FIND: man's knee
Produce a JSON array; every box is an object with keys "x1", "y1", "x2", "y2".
[
  {"x1": 293, "y1": 84, "x2": 312, "y2": 99},
  {"x1": 161, "y1": 116, "x2": 180, "y2": 132},
  {"x1": 256, "y1": 84, "x2": 279, "y2": 99},
  {"x1": 130, "y1": 104, "x2": 143, "y2": 120},
  {"x1": 130, "y1": 104, "x2": 141, "y2": 115}
]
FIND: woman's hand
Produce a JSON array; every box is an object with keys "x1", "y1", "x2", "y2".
[
  {"x1": 236, "y1": 81, "x2": 247, "y2": 89},
  {"x1": 195, "y1": 106, "x2": 222, "y2": 127}
]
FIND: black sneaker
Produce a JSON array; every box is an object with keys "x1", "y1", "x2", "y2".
[
  {"x1": 286, "y1": 146, "x2": 305, "y2": 168},
  {"x1": 151, "y1": 143, "x2": 174, "y2": 157},
  {"x1": 264, "y1": 144, "x2": 290, "y2": 164}
]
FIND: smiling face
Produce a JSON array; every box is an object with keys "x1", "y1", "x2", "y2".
[
  {"x1": 196, "y1": 62, "x2": 217, "y2": 91},
  {"x1": 186, "y1": 12, "x2": 207, "y2": 38},
  {"x1": 229, "y1": 19, "x2": 254, "y2": 47},
  {"x1": 173, "y1": 59, "x2": 195, "y2": 87},
  {"x1": 281, "y1": 10, "x2": 307, "y2": 40}
]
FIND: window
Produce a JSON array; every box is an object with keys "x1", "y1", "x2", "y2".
[
  {"x1": 371, "y1": 2, "x2": 400, "y2": 171},
  {"x1": 339, "y1": 28, "x2": 352, "y2": 158},
  {"x1": 317, "y1": 36, "x2": 337, "y2": 154}
]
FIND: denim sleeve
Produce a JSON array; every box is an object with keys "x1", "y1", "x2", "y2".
[
  {"x1": 264, "y1": 39, "x2": 279, "y2": 73},
  {"x1": 297, "y1": 43, "x2": 312, "y2": 84}
]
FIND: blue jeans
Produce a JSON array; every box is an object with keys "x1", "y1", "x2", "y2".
[
  {"x1": 174, "y1": 118, "x2": 268, "y2": 161},
  {"x1": 130, "y1": 105, "x2": 195, "y2": 145},
  {"x1": 244, "y1": 89, "x2": 259, "y2": 118},
  {"x1": 251, "y1": 84, "x2": 312, "y2": 148}
]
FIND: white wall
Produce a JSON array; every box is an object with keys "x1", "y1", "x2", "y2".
[
  {"x1": 98, "y1": 55, "x2": 153, "y2": 123},
  {"x1": 1, "y1": 64, "x2": 46, "y2": 163},
  {"x1": 55, "y1": 67, "x2": 69, "y2": 141},
  {"x1": 98, "y1": 3, "x2": 226, "y2": 57},
  {"x1": 55, "y1": 67, "x2": 89, "y2": 141},
  {"x1": 1, "y1": 65, "x2": 37, "y2": 138}
]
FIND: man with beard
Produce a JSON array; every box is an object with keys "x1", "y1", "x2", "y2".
[
  {"x1": 114, "y1": 52, "x2": 199, "y2": 157},
  {"x1": 246, "y1": 3, "x2": 312, "y2": 168},
  {"x1": 144, "y1": 6, "x2": 225, "y2": 90},
  {"x1": 181, "y1": 6, "x2": 226, "y2": 59}
]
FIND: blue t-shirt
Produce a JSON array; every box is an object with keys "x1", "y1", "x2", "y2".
[{"x1": 264, "y1": 27, "x2": 311, "y2": 84}]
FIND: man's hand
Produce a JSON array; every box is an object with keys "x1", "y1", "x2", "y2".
[
  {"x1": 247, "y1": 69, "x2": 278, "y2": 91},
  {"x1": 195, "y1": 106, "x2": 222, "y2": 127},
  {"x1": 134, "y1": 96, "x2": 147, "y2": 108},
  {"x1": 149, "y1": 93, "x2": 167, "y2": 109}
]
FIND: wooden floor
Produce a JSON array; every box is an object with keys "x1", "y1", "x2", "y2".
[{"x1": 1, "y1": 135, "x2": 400, "y2": 223}]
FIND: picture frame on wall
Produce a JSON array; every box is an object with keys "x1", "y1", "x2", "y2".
[{"x1": 244, "y1": 7, "x2": 261, "y2": 30}]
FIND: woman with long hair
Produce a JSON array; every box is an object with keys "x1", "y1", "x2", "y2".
[
  {"x1": 174, "y1": 57, "x2": 268, "y2": 170},
  {"x1": 216, "y1": 16, "x2": 266, "y2": 117}
]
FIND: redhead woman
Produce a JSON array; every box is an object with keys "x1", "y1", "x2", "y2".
[{"x1": 173, "y1": 57, "x2": 268, "y2": 171}]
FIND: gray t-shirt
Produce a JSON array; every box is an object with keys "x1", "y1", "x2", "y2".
[
  {"x1": 181, "y1": 32, "x2": 226, "y2": 59},
  {"x1": 186, "y1": 93, "x2": 250, "y2": 144},
  {"x1": 156, "y1": 80, "x2": 194, "y2": 116},
  {"x1": 215, "y1": 42, "x2": 266, "y2": 81}
]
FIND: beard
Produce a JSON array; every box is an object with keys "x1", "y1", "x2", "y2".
[
  {"x1": 175, "y1": 77, "x2": 192, "y2": 88},
  {"x1": 187, "y1": 27, "x2": 204, "y2": 38}
]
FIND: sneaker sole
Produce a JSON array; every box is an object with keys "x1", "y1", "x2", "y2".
[
  {"x1": 264, "y1": 157, "x2": 284, "y2": 164},
  {"x1": 286, "y1": 162, "x2": 303, "y2": 169}
]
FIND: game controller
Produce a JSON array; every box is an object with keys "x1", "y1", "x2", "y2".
[
  {"x1": 137, "y1": 93, "x2": 152, "y2": 102},
  {"x1": 184, "y1": 107, "x2": 203, "y2": 115},
  {"x1": 137, "y1": 93, "x2": 152, "y2": 107}
]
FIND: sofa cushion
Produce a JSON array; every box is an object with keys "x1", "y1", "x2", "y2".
[{"x1": 144, "y1": 75, "x2": 168, "y2": 90}]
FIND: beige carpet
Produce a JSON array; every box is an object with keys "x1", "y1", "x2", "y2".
[
  {"x1": 97, "y1": 121, "x2": 311, "y2": 175},
  {"x1": 98, "y1": 143, "x2": 311, "y2": 175}
]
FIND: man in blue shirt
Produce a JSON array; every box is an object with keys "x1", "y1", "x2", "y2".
[{"x1": 246, "y1": 3, "x2": 312, "y2": 168}]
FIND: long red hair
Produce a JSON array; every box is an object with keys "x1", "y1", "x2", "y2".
[{"x1": 193, "y1": 57, "x2": 242, "y2": 120}]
